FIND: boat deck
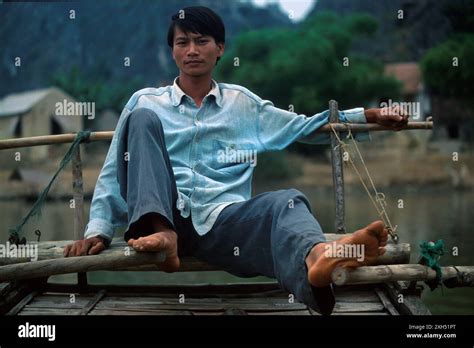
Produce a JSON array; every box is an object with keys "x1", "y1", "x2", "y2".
[{"x1": 1, "y1": 281, "x2": 404, "y2": 316}]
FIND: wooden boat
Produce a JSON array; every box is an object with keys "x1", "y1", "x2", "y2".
[{"x1": 1, "y1": 102, "x2": 471, "y2": 316}]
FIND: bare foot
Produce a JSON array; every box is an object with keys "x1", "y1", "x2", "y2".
[
  {"x1": 127, "y1": 229, "x2": 180, "y2": 273},
  {"x1": 306, "y1": 220, "x2": 388, "y2": 287}
]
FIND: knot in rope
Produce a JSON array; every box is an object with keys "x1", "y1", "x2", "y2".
[{"x1": 420, "y1": 240, "x2": 445, "y2": 284}]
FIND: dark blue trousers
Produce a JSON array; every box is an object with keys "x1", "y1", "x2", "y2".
[{"x1": 116, "y1": 108, "x2": 336, "y2": 314}]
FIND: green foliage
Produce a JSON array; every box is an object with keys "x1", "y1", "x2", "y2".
[
  {"x1": 215, "y1": 11, "x2": 400, "y2": 114},
  {"x1": 421, "y1": 2, "x2": 474, "y2": 103},
  {"x1": 343, "y1": 13, "x2": 379, "y2": 37},
  {"x1": 215, "y1": 11, "x2": 401, "y2": 172},
  {"x1": 421, "y1": 33, "x2": 474, "y2": 101},
  {"x1": 442, "y1": 0, "x2": 474, "y2": 34},
  {"x1": 51, "y1": 66, "x2": 144, "y2": 114}
]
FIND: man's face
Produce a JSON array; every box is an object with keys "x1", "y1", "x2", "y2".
[{"x1": 172, "y1": 27, "x2": 224, "y2": 77}]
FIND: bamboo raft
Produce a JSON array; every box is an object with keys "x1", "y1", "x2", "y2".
[{"x1": 2, "y1": 101, "x2": 472, "y2": 316}]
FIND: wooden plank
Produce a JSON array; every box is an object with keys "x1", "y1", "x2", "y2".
[
  {"x1": 333, "y1": 301, "x2": 384, "y2": 313},
  {"x1": 0, "y1": 280, "x2": 46, "y2": 315},
  {"x1": 375, "y1": 287, "x2": 399, "y2": 315},
  {"x1": 93, "y1": 302, "x2": 305, "y2": 312},
  {"x1": 384, "y1": 282, "x2": 431, "y2": 315},
  {"x1": 223, "y1": 308, "x2": 248, "y2": 315},
  {"x1": 72, "y1": 143, "x2": 96, "y2": 291},
  {"x1": 72, "y1": 146, "x2": 85, "y2": 241},
  {"x1": 94, "y1": 296, "x2": 307, "y2": 312},
  {"x1": 249, "y1": 310, "x2": 312, "y2": 316},
  {"x1": 79, "y1": 289, "x2": 106, "y2": 315},
  {"x1": 335, "y1": 291, "x2": 379, "y2": 303},
  {"x1": 332, "y1": 312, "x2": 389, "y2": 316},
  {"x1": 89, "y1": 309, "x2": 193, "y2": 315},
  {"x1": 6, "y1": 291, "x2": 38, "y2": 315},
  {"x1": 44, "y1": 282, "x2": 281, "y2": 295},
  {"x1": 25, "y1": 294, "x2": 94, "y2": 309},
  {"x1": 0, "y1": 282, "x2": 10, "y2": 293},
  {"x1": 17, "y1": 307, "x2": 82, "y2": 315},
  {"x1": 329, "y1": 99, "x2": 346, "y2": 234}
]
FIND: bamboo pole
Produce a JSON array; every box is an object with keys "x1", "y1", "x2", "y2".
[
  {"x1": 72, "y1": 145, "x2": 87, "y2": 287},
  {"x1": 72, "y1": 146, "x2": 85, "y2": 241},
  {"x1": 0, "y1": 248, "x2": 166, "y2": 282},
  {"x1": 0, "y1": 121, "x2": 433, "y2": 150},
  {"x1": 331, "y1": 264, "x2": 474, "y2": 287},
  {"x1": 0, "y1": 237, "x2": 410, "y2": 281}
]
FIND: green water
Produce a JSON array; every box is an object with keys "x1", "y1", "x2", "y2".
[{"x1": 1, "y1": 186, "x2": 473, "y2": 314}]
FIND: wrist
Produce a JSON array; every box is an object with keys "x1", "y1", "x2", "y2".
[
  {"x1": 364, "y1": 108, "x2": 378, "y2": 123},
  {"x1": 94, "y1": 235, "x2": 110, "y2": 247}
]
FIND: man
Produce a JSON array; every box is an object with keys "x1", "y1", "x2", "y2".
[{"x1": 64, "y1": 6, "x2": 408, "y2": 314}]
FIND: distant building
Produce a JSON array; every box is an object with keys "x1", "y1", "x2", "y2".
[
  {"x1": 383, "y1": 62, "x2": 431, "y2": 121},
  {"x1": 379, "y1": 62, "x2": 472, "y2": 153},
  {"x1": 0, "y1": 87, "x2": 83, "y2": 162}
]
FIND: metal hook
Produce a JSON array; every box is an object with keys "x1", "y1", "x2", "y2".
[{"x1": 35, "y1": 229, "x2": 41, "y2": 242}]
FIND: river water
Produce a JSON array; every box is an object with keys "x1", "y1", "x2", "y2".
[{"x1": 1, "y1": 186, "x2": 473, "y2": 314}]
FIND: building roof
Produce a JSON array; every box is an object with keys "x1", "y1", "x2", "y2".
[
  {"x1": 384, "y1": 62, "x2": 422, "y2": 95},
  {"x1": 0, "y1": 87, "x2": 55, "y2": 117}
]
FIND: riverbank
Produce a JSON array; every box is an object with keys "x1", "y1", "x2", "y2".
[{"x1": 0, "y1": 151, "x2": 473, "y2": 200}]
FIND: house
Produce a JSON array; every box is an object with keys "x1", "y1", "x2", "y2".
[
  {"x1": 362, "y1": 62, "x2": 433, "y2": 157},
  {"x1": 383, "y1": 62, "x2": 431, "y2": 121},
  {"x1": 383, "y1": 63, "x2": 473, "y2": 153},
  {"x1": 0, "y1": 87, "x2": 83, "y2": 162}
]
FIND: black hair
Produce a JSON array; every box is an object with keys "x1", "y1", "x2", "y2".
[{"x1": 167, "y1": 6, "x2": 225, "y2": 63}]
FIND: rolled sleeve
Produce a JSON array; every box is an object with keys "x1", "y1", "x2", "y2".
[
  {"x1": 84, "y1": 218, "x2": 114, "y2": 246},
  {"x1": 340, "y1": 107, "x2": 371, "y2": 142}
]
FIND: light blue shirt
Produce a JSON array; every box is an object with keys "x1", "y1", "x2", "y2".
[{"x1": 84, "y1": 77, "x2": 370, "y2": 242}]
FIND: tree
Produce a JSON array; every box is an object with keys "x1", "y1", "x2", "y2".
[
  {"x1": 421, "y1": 1, "x2": 474, "y2": 102},
  {"x1": 216, "y1": 11, "x2": 400, "y2": 115},
  {"x1": 51, "y1": 66, "x2": 144, "y2": 127},
  {"x1": 215, "y1": 11, "x2": 400, "y2": 167}
]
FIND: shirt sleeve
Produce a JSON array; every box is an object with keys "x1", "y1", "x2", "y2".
[
  {"x1": 84, "y1": 106, "x2": 131, "y2": 243},
  {"x1": 257, "y1": 100, "x2": 371, "y2": 152}
]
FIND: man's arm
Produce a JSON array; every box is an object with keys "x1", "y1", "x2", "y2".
[
  {"x1": 256, "y1": 100, "x2": 409, "y2": 151},
  {"x1": 256, "y1": 100, "x2": 369, "y2": 151},
  {"x1": 64, "y1": 107, "x2": 131, "y2": 256}
]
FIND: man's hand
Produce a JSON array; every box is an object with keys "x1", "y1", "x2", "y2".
[
  {"x1": 364, "y1": 106, "x2": 409, "y2": 131},
  {"x1": 63, "y1": 236, "x2": 107, "y2": 257}
]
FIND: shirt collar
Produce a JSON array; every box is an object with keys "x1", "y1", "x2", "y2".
[{"x1": 171, "y1": 77, "x2": 223, "y2": 108}]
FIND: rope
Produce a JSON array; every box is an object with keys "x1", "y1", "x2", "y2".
[
  {"x1": 329, "y1": 124, "x2": 399, "y2": 242},
  {"x1": 420, "y1": 240, "x2": 445, "y2": 285},
  {"x1": 8, "y1": 130, "x2": 91, "y2": 245}
]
